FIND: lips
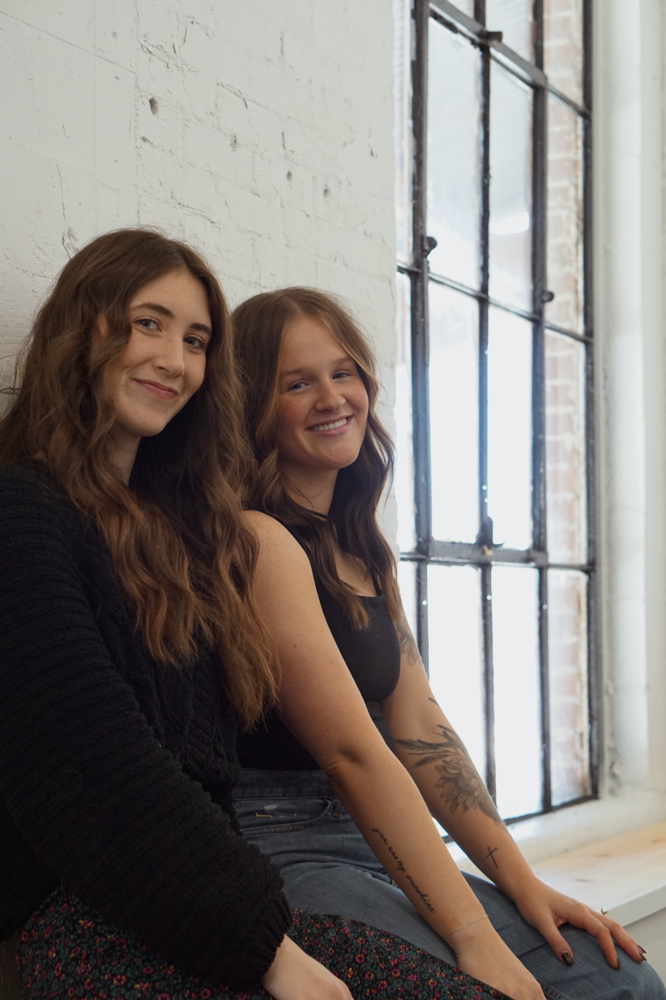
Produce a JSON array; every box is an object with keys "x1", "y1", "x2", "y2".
[{"x1": 134, "y1": 378, "x2": 178, "y2": 399}]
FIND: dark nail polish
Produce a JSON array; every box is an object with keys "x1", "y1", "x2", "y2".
[
  {"x1": 560, "y1": 951, "x2": 574, "y2": 967},
  {"x1": 615, "y1": 958, "x2": 622, "y2": 971},
  {"x1": 638, "y1": 946, "x2": 647, "y2": 959}
]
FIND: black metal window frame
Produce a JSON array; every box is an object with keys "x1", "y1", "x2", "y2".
[{"x1": 398, "y1": 0, "x2": 598, "y2": 822}]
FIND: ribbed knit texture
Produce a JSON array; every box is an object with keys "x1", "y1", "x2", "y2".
[{"x1": 0, "y1": 466, "x2": 291, "y2": 989}]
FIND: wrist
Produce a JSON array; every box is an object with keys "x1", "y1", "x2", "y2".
[
  {"x1": 495, "y1": 868, "x2": 541, "y2": 905},
  {"x1": 444, "y1": 913, "x2": 498, "y2": 954}
]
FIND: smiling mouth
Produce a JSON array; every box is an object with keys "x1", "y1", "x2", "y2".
[
  {"x1": 308, "y1": 416, "x2": 351, "y2": 432},
  {"x1": 134, "y1": 379, "x2": 178, "y2": 399}
]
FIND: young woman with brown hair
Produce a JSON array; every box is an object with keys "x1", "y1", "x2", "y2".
[
  {"x1": 0, "y1": 233, "x2": 505, "y2": 1000},
  {"x1": 232, "y1": 287, "x2": 663, "y2": 1000}
]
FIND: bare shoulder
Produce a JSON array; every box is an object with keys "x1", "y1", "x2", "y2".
[
  {"x1": 240, "y1": 510, "x2": 310, "y2": 569},
  {"x1": 241, "y1": 509, "x2": 282, "y2": 539}
]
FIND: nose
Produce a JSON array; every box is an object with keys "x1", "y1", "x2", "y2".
[
  {"x1": 155, "y1": 335, "x2": 185, "y2": 378},
  {"x1": 315, "y1": 379, "x2": 346, "y2": 411}
]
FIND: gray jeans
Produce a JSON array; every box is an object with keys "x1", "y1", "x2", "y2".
[{"x1": 235, "y1": 769, "x2": 665, "y2": 1000}]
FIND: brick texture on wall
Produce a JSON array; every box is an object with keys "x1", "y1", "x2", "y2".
[{"x1": 0, "y1": 0, "x2": 397, "y2": 452}]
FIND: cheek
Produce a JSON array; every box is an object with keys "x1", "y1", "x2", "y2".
[
  {"x1": 188, "y1": 357, "x2": 207, "y2": 395},
  {"x1": 275, "y1": 400, "x2": 302, "y2": 437},
  {"x1": 355, "y1": 387, "x2": 370, "y2": 423}
]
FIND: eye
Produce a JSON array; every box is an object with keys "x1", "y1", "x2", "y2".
[
  {"x1": 134, "y1": 317, "x2": 160, "y2": 332},
  {"x1": 333, "y1": 369, "x2": 354, "y2": 380},
  {"x1": 287, "y1": 379, "x2": 309, "y2": 391},
  {"x1": 184, "y1": 334, "x2": 208, "y2": 352}
]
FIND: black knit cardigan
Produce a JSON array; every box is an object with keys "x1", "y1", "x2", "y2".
[{"x1": 0, "y1": 465, "x2": 291, "y2": 988}]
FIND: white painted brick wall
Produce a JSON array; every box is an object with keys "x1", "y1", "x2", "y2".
[{"x1": 0, "y1": 2, "x2": 398, "y2": 540}]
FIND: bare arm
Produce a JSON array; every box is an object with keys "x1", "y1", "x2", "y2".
[
  {"x1": 384, "y1": 612, "x2": 644, "y2": 969},
  {"x1": 244, "y1": 512, "x2": 545, "y2": 1000}
]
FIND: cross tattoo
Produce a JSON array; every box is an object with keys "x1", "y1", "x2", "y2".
[{"x1": 485, "y1": 846, "x2": 499, "y2": 869}]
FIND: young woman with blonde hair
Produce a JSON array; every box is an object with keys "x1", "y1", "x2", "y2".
[{"x1": 232, "y1": 286, "x2": 662, "y2": 1000}]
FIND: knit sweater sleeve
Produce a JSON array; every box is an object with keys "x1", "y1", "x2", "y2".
[{"x1": 0, "y1": 469, "x2": 291, "y2": 988}]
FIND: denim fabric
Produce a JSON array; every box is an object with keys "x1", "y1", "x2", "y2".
[{"x1": 235, "y1": 770, "x2": 665, "y2": 1000}]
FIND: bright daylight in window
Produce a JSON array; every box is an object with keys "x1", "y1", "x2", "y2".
[{"x1": 393, "y1": 0, "x2": 594, "y2": 822}]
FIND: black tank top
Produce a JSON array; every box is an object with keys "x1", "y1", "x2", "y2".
[{"x1": 237, "y1": 539, "x2": 401, "y2": 770}]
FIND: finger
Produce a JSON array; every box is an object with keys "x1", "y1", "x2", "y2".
[
  {"x1": 564, "y1": 910, "x2": 620, "y2": 969},
  {"x1": 537, "y1": 921, "x2": 579, "y2": 968},
  {"x1": 589, "y1": 911, "x2": 646, "y2": 964}
]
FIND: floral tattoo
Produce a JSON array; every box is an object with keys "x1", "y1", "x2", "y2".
[{"x1": 396, "y1": 723, "x2": 503, "y2": 825}]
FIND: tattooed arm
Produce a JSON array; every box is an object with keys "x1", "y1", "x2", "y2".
[
  {"x1": 245, "y1": 512, "x2": 552, "y2": 999},
  {"x1": 385, "y1": 613, "x2": 535, "y2": 890},
  {"x1": 395, "y1": 720, "x2": 502, "y2": 823},
  {"x1": 383, "y1": 612, "x2": 643, "y2": 970}
]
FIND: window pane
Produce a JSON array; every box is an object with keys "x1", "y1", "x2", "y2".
[
  {"x1": 429, "y1": 284, "x2": 479, "y2": 543},
  {"x1": 398, "y1": 559, "x2": 418, "y2": 639},
  {"x1": 489, "y1": 62, "x2": 533, "y2": 311},
  {"x1": 427, "y1": 21, "x2": 482, "y2": 288},
  {"x1": 548, "y1": 570, "x2": 590, "y2": 805},
  {"x1": 544, "y1": 0, "x2": 583, "y2": 106},
  {"x1": 492, "y1": 566, "x2": 541, "y2": 817},
  {"x1": 395, "y1": 272, "x2": 416, "y2": 552},
  {"x1": 487, "y1": 308, "x2": 532, "y2": 550},
  {"x1": 394, "y1": 0, "x2": 412, "y2": 265},
  {"x1": 545, "y1": 96, "x2": 584, "y2": 333},
  {"x1": 545, "y1": 331, "x2": 587, "y2": 563},
  {"x1": 428, "y1": 564, "x2": 485, "y2": 776},
  {"x1": 486, "y1": 0, "x2": 533, "y2": 61}
]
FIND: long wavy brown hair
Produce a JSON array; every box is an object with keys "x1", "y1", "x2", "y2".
[
  {"x1": 0, "y1": 228, "x2": 277, "y2": 725},
  {"x1": 232, "y1": 287, "x2": 400, "y2": 628}
]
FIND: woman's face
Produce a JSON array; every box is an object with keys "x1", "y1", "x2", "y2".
[
  {"x1": 100, "y1": 269, "x2": 211, "y2": 470},
  {"x1": 273, "y1": 314, "x2": 369, "y2": 478}
]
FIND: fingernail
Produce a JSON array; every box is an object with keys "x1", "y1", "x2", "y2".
[
  {"x1": 638, "y1": 946, "x2": 647, "y2": 959},
  {"x1": 560, "y1": 951, "x2": 574, "y2": 966},
  {"x1": 615, "y1": 958, "x2": 622, "y2": 971}
]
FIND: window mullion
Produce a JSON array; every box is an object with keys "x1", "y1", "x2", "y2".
[
  {"x1": 582, "y1": 0, "x2": 598, "y2": 796},
  {"x1": 478, "y1": 38, "x2": 495, "y2": 796},
  {"x1": 411, "y1": 0, "x2": 432, "y2": 668},
  {"x1": 532, "y1": 1, "x2": 551, "y2": 812},
  {"x1": 481, "y1": 565, "x2": 496, "y2": 800}
]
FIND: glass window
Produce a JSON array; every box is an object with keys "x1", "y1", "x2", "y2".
[
  {"x1": 395, "y1": 0, "x2": 594, "y2": 820},
  {"x1": 492, "y1": 567, "x2": 542, "y2": 818},
  {"x1": 428, "y1": 564, "x2": 485, "y2": 775},
  {"x1": 489, "y1": 63, "x2": 532, "y2": 311},
  {"x1": 429, "y1": 283, "x2": 479, "y2": 543},
  {"x1": 487, "y1": 307, "x2": 533, "y2": 549},
  {"x1": 486, "y1": 0, "x2": 534, "y2": 61},
  {"x1": 427, "y1": 22, "x2": 482, "y2": 288}
]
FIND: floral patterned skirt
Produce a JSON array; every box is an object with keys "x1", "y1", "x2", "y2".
[{"x1": 16, "y1": 889, "x2": 507, "y2": 1000}]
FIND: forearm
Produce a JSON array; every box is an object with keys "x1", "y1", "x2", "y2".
[
  {"x1": 393, "y1": 722, "x2": 539, "y2": 901},
  {"x1": 427, "y1": 786, "x2": 538, "y2": 898},
  {"x1": 323, "y1": 744, "x2": 488, "y2": 941}
]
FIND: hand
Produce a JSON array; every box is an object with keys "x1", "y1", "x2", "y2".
[
  {"x1": 262, "y1": 934, "x2": 354, "y2": 1000},
  {"x1": 451, "y1": 918, "x2": 545, "y2": 1000},
  {"x1": 512, "y1": 879, "x2": 646, "y2": 968}
]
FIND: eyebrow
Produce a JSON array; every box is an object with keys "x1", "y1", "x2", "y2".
[
  {"x1": 130, "y1": 301, "x2": 212, "y2": 337},
  {"x1": 281, "y1": 357, "x2": 355, "y2": 378}
]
